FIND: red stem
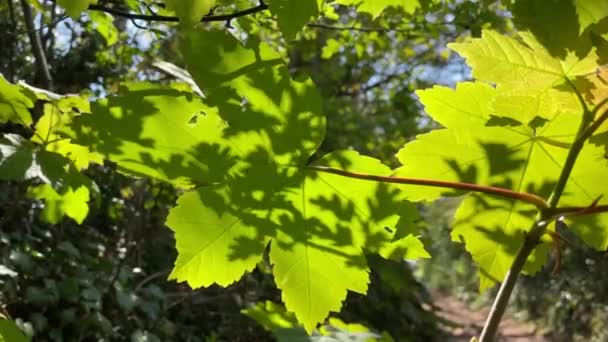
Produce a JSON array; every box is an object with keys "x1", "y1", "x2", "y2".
[{"x1": 307, "y1": 165, "x2": 549, "y2": 209}]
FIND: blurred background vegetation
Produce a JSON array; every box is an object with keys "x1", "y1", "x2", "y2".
[{"x1": 1, "y1": 0, "x2": 608, "y2": 341}]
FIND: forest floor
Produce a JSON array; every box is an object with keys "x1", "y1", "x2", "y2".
[{"x1": 433, "y1": 293, "x2": 549, "y2": 341}]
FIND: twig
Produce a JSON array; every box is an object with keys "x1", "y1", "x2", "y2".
[
  {"x1": 306, "y1": 22, "x2": 420, "y2": 34},
  {"x1": 6, "y1": 0, "x2": 17, "y2": 82},
  {"x1": 20, "y1": 0, "x2": 54, "y2": 90},
  {"x1": 135, "y1": 269, "x2": 170, "y2": 292},
  {"x1": 87, "y1": 2, "x2": 269, "y2": 23}
]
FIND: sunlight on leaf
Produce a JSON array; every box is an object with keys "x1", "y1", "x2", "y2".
[{"x1": 0, "y1": 74, "x2": 34, "y2": 126}]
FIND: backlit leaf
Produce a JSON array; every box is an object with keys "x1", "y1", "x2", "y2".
[
  {"x1": 66, "y1": 83, "x2": 227, "y2": 188},
  {"x1": 396, "y1": 78, "x2": 608, "y2": 289},
  {"x1": 0, "y1": 74, "x2": 33, "y2": 126},
  {"x1": 574, "y1": 0, "x2": 608, "y2": 33},
  {"x1": 28, "y1": 182, "x2": 90, "y2": 224},
  {"x1": 448, "y1": 30, "x2": 598, "y2": 96}
]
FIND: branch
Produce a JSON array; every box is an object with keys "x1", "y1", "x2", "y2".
[
  {"x1": 306, "y1": 23, "x2": 421, "y2": 34},
  {"x1": 87, "y1": 2, "x2": 269, "y2": 23},
  {"x1": 478, "y1": 219, "x2": 543, "y2": 342},
  {"x1": 21, "y1": 0, "x2": 54, "y2": 90},
  {"x1": 6, "y1": 0, "x2": 17, "y2": 82},
  {"x1": 578, "y1": 109, "x2": 608, "y2": 144},
  {"x1": 479, "y1": 81, "x2": 599, "y2": 341},
  {"x1": 551, "y1": 204, "x2": 608, "y2": 218},
  {"x1": 307, "y1": 165, "x2": 549, "y2": 209}
]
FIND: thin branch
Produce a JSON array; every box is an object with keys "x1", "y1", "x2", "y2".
[
  {"x1": 6, "y1": 0, "x2": 18, "y2": 82},
  {"x1": 550, "y1": 204, "x2": 608, "y2": 218},
  {"x1": 307, "y1": 165, "x2": 549, "y2": 209},
  {"x1": 20, "y1": 0, "x2": 54, "y2": 90},
  {"x1": 578, "y1": 109, "x2": 608, "y2": 143},
  {"x1": 479, "y1": 219, "x2": 543, "y2": 342},
  {"x1": 306, "y1": 22, "x2": 420, "y2": 34},
  {"x1": 87, "y1": 2, "x2": 269, "y2": 23},
  {"x1": 13, "y1": 14, "x2": 69, "y2": 37}
]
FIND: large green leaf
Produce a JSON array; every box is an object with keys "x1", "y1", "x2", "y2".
[
  {"x1": 66, "y1": 28, "x2": 426, "y2": 331},
  {"x1": 66, "y1": 83, "x2": 227, "y2": 188},
  {"x1": 0, "y1": 74, "x2": 34, "y2": 126},
  {"x1": 179, "y1": 29, "x2": 326, "y2": 167},
  {"x1": 448, "y1": 30, "x2": 598, "y2": 104},
  {"x1": 167, "y1": 150, "x2": 427, "y2": 332},
  {"x1": 396, "y1": 78, "x2": 608, "y2": 289}
]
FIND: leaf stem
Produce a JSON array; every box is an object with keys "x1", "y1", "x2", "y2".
[{"x1": 307, "y1": 165, "x2": 548, "y2": 209}]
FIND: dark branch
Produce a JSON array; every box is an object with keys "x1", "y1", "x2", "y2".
[
  {"x1": 87, "y1": 2, "x2": 269, "y2": 23},
  {"x1": 306, "y1": 23, "x2": 421, "y2": 34},
  {"x1": 21, "y1": 0, "x2": 54, "y2": 90}
]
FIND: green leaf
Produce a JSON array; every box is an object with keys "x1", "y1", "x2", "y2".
[
  {"x1": 242, "y1": 301, "x2": 300, "y2": 332},
  {"x1": 0, "y1": 74, "x2": 34, "y2": 126},
  {"x1": 490, "y1": 87, "x2": 582, "y2": 124},
  {"x1": 174, "y1": 29, "x2": 429, "y2": 330},
  {"x1": 415, "y1": 82, "x2": 495, "y2": 129},
  {"x1": 70, "y1": 27, "x2": 427, "y2": 331},
  {"x1": 66, "y1": 83, "x2": 226, "y2": 188},
  {"x1": 179, "y1": 29, "x2": 326, "y2": 167},
  {"x1": 267, "y1": 0, "x2": 322, "y2": 39},
  {"x1": 57, "y1": 0, "x2": 97, "y2": 18},
  {"x1": 165, "y1": 181, "x2": 273, "y2": 287},
  {"x1": 28, "y1": 183, "x2": 90, "y2": 224},
  {"x1": 321, "y1": 38, "x2": 342, "y2": 59},
  {"x1": 0, "y1": 134, "x2": 65, "y2": 183},
  {"x1": 448, "y1": 30, "x2": 598, "y2": 94},
  {"x1": 574, "y1": 0, "x2": 608, "y2": 33},
  {"x1": 165, "y1": 0, "x2": 215, "y2": 26},
  {"x1": 452, "y1": 194, "x2": 551, "y2": 292},
  {"x1": 34, "y1": 102, "x2": 102, "y2": 170},
  {"x1": 333, "y1": 0, "x2": 419, "y2": 19},
  {"x1": 90, "y1": 12, "x2": 118, "y2": 45},
  {"x1": 0, "y1": 133, "x2": 92, "y2": 224},
  {"x1": 166, "y1": 150, "x2": 426, "y2": 332},
  {"x1": 0, "y1": 320, "x2": 28, "y2": 342},
  {"x1": 396, "y1": 79, "x2": 608, "y2": 289}
]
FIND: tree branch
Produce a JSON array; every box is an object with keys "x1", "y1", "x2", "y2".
[
  {"x1": 5, "y1": 0, "x2": 18, "y2": 82},
  {"x1": 306, "y1": 23, "x2": 421, "y2": 34},
  {"x1": 307, "y1": 165, "x2": 549, "y2": 209},
  {"x1": 21, "y1": 0, "x2": 54, "y2": 90},
  {"x1": 87, "y1": 2, "x2": 269, "y2": 23},
  {"x1": 479, "y1": 82, "x2": 600, "y2": 341}
]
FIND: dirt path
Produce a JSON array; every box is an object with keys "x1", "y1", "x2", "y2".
[{"x1": 433, "y1": 294, "x2": 548, "y2": 341}]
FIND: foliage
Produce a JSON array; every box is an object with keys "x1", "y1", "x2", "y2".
[{"x1": 2, "y1": 0, "x2": 608, "y2": 339}]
